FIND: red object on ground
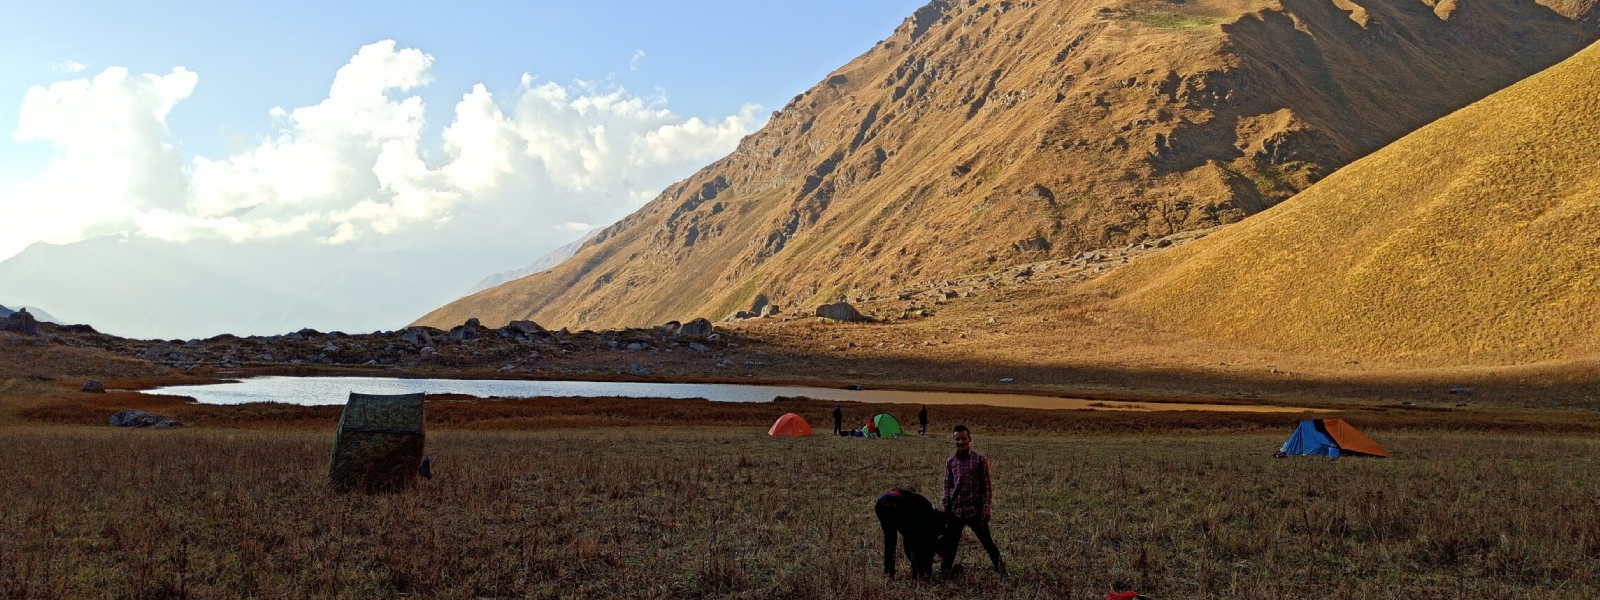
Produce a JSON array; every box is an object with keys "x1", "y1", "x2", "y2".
[
  {"x1": 768, "y1": 413, "x2": 813, "y2": 436},
  {"x1": 1107, "y1": 592, "x2": 1139, "y2": 600}
]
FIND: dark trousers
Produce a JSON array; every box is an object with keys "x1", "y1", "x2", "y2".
[
  {"x1": 834, "y1": 418, "x2": 842, "y2": 435},
  {"x1": 941, "y1": 514, "x2": 1002, "y2": 570},
  {"x1": 874, "y1": 496, "x2": 944, "y2": 577}
]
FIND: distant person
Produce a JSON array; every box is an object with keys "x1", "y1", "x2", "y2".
[
  {"x1": 834, "y1": 403, "x2": 844, "y2": 436},
  {"x1": 866, "y1": 417, "x2": 879, "y2": 437},
  {"x1": 941, "y1": 424, "x2": 1006, "y2": 576},
  {"x1": 874, "y1": 487, "x2": 948, "y2": 578},
  {"x1": 918, "y1": 405, "x2": 929, "y2": 435}
]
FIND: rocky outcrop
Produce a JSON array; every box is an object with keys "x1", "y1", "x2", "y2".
[
  {"x1": 109, "y1": 410, "x2": 180, "y2": 428},
  {"x1": 676, "y1": 318, "x2": 714, "y2": 338},
  {"x1": 815, "y1": 302, "x2": 870, "y2": 322},
  {"x1": 1, "y1": 309, "x2": 39, "y2": 336}
]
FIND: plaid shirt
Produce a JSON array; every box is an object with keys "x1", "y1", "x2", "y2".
[{"x1": 943, "y1": 450, "x2": 992, "y2": 519}]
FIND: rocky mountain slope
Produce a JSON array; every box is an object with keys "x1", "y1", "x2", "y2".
[
  {"x1": 464, "y1": 230, "x2": 599, "y2": 296},
  {"x1": 420, "y1": 0, "x2": 1598, "y2": 330},
  {"x1": 1095, "y1": 40, "x2": 1600, "y2": 364}
]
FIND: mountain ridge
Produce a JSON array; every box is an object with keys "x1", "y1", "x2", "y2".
[
  {"x1": 1093, "y1": 39, "x2": 1600, "y2": 364},
  {"x1": 419, "y1": 0, "x2": 1598, "y2": 330}
]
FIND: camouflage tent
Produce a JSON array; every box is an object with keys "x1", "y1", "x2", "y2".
[{"x1": 328, "y1": 392, "x2": 426, "y2": 492}]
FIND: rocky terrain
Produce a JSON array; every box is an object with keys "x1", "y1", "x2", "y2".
[
  {"x1": 420, "y1": 0, "x2": 1599, "y2": 332},
  {"x1": 1097, "y1": 39, "x2": 1600, "y2": 364}
]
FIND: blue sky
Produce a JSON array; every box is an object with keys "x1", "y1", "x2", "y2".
[
  {"x1": 1, "y1": 0, "x2": 926, "y2": 184},
  {"x1": 0, "y1": 0, "x2": 930, "y2": 336}
]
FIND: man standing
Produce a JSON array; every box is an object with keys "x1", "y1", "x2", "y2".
[
  {"x1": 918, "y1": 405, "x2": 929, "y2": 435},
  {"x1": 941, "y1": 424, "x2": 1005, "y2": 576},
  {"x1": 833, "y1": 403, "x2": 843, "y2": 436}
]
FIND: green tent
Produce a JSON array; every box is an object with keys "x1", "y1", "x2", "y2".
[
  {"x1": 328, "y1": 392, "x2": 426, "y2": 492},
  {"x1": 872, "y1": 413, "x2": 905, "y2": 437}
]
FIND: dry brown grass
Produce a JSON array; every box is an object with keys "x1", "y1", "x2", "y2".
[
  {"x1": 3, "y1": 425, "x2": 1598, "y2": 599},
  {"x1": 1097, "y1": 41, "x2": 1600, "y2": 364}
]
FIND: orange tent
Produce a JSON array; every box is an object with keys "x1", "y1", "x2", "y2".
[
  {"x1": 768, "y1": 413, "x2": 813, "y2": 437},
  {"x1": 1320, "y1": 418, "x2": 1389, "y2": 458}
]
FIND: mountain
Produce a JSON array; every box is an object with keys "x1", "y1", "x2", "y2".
[
  {"x1": 0, "y1": 236, "x2": 492, "y2": 340},
  {"x1": 0, "y1": 304, "x2": 60, "y2": 324},
  {"x1": 419, "y1": 0, "x2": 1598, "y2": 330},
  {"x1": 1094, "y1": 40, "x2": 1600, "y2": 364},
  {"x1": 463, "y1": 230, "x2": 599, "y2": 296}
]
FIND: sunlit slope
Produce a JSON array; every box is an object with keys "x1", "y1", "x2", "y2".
[
  {"x1": 1097, "y1": 41, "x2": 1600, "y2": 364},
  {"x1": 419, "y1": 0, "x2": 1597, "y2": 330}
]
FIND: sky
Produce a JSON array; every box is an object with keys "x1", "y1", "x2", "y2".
[{"x1": 0, "y1": 0, "x2": 928, "y2": 337}]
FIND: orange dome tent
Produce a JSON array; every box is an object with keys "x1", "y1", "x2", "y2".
[{"x1": 768, "y1": 413, "x2": 813, "y2": 437}]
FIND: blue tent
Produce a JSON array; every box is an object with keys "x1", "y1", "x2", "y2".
[{"x1": 1279, "y1": 420, "x2": 1340, "y2": 458}]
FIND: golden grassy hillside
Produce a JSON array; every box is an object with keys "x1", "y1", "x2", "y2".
[
  {"x1": 1096, "y1": 41, "x2": 1600, "y2": 364},
  {"x1": 418, "y1": 0, "x2": 1597, "y2": 331}
]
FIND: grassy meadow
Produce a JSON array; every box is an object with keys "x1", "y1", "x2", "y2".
[{"x1": 4, "y1": 419, "x2": 1599, "y2": 599}]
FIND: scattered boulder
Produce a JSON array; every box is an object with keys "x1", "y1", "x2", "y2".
[
  {"x1": 1448, "y1": 387, "x2": 1477, "y2": 395},
  {"x1": 508, "y1": 320, "x2": 545, "y2": 334},
  {"x1": 81, "y1": 380, "x2": 106, "y2": 393},
  {"x1": 0, "y1": 309, "x2": 39, "y2": 336},
  {"x1": 465, "y1": 318, "x2": 481, "y2": 328},
  {"x1": 448, "y1": 326, "x2": 480, "y2": 342},
  {"x1": 401, "y1": 328, "x2": 433, "y2": 346},
  {"x1": 109, "y1": 410, "x2": 181, "y2": 428},
  {"x1": 676, "y1": 318, "x2": 714, "y2": 338},
  {"x1": 816, "y1": 302, "x2": 870, "y2": 322},
  {"x1": 688, "y1": 342, "x2": 710, "y2": 352},
  {"x1": 626, "y1": 342, "x2": 647, "y2": 351}
]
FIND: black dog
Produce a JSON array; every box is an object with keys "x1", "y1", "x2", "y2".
[{"x1": 873, "y1": 488, "x2": 948, "y2": 578}]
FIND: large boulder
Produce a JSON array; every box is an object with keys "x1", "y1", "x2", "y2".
[
  {"x1": 448, "y1": 325, "x2": 480, "y2": 342},
  {"x1": 81, "y1": 380, "x2": 106, "y2": 393},
  {"x1": 0, "y1": 309, "x2": 39, "y2": 336},
  {"x1": 676, "y1": 318, "x2": 714, "y2": 338},
  {"x1": 508, "y1": 320, "x2": 545, "y2": 334},
  {"x1": 109, "y1": 410, "x2": 181, "y2": 428},
  {"x1": 816, "y1": 302, "x2": 870, "y2": 322}
]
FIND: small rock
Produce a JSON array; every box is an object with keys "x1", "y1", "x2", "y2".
[
  {"x1": 688, "y1": 343, "x2": 710, "y2": 352},
  {"x1": 1448, "y1": 387, "x2": 1477, "y2": 395},
  {"x1": 627, "y1": 342, "x2": 647, "y2": 351},
  {"x1": 1000, "y1": 378, "x2": 1016, "y2": 384},
  {"x1": 420, "y1": 347, "x2": 437, "y2": 356},
  {"x1": 81, "y1": 380, "x2": 106, "y2": 394},
  {"x1": 109, "y1": 410, "x2": 180, "y2": 428}
]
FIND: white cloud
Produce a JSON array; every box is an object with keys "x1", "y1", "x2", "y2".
[
  {"x1": 1, "y1": 66, "x2": 198, "y2": 258},
  {"x1": 50, "y1": 61, "x2": 87, "y2": 73},
  {"x1": 630, "y1": 49, "x2": 646, "y2": 71},
  {"x1": 560, "y1": 221, "x2": 593, "y2": 232},
  {"x1": 0, "y1": 40, "x2": 766, "y2": 261}
]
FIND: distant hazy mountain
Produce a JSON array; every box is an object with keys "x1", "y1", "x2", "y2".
[
  {"x1": 465, "y1": 229, "x2": 598, "y2": 296},
  {"x1": 0, "y1": 235, "x2": 508, "y2": 339},
  {"x1": 0, "y1": 304, "x2": 60, "y2": 324}
]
